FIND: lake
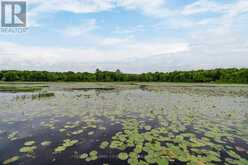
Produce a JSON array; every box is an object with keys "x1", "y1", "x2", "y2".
[{"x1": 0, "y1": 82, "x2": 248, "y2": 165}]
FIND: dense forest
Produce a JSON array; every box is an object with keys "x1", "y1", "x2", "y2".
[{"x1": 0, "y1": 68, "x2": 248, "y2": 83}]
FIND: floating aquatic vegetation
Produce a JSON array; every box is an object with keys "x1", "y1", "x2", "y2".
[
  {"x1": 31, "y1": 92, "x2": 55, "y2": 99},
  {"x1": 134, "y1": 144, "x2": 142, "y2": 154},
  {"x1": 41, "y1": 141, "x2": 51, "y2": 146},
  {"x1": 3, "y1": 156, "x2": 20, "y2": 165},
  {"x1": 54, "y1": 139, "x2": 78, "y2": 153},
  {"x1": 100, "y1": 141, "x2": 109, "y2": 149},
  {"x1": 188, "y1": 159, "x2": 206, "y2": 165},
  {"x1": 144, "y1": 125, "x2": 152, "y2": 131},
  {"x1": 189, "y1": 137, "x2": 208, "y2": 147},
  {"x1": 1, "y1": 83, "x2": 248, "y2": 165},
  {"x1": 19, "y1": 146, "x2": 37, "y2": 154},
  {"x1": 110, "y1": 140, "x2": 126, "y2": 150},
  {"x1": 89, "y1": 150, "x2": 97, "y2": 156},
  {"x1": 79, "y1": 153, "x2": 88, "y2": 160},
  {"x1": 72, "y1": 129, "x2": 83, "y2": 135},
  {"x1": 0, "y1": 85, "x2": 44, "y2": 93},
  {"x1": 118, "y1": 152, "x2": 128, "y2": 160},
  {"x1": 24, "y1": 141, "x2": 36, "y2": 146},
  {"x1": 88, "y1": 131, "x2": 94, "y2": 135},
  {"x1": 156, "y1": 158, "x2": 169, "y2": 165},
  {"x1": 42, "y1": 122, "x2": 55, "y2": 129},
  {"x1": 99, "y1": 126, "x2": 106, "y2": 130},
  {"x1": 225, "y1": 157, "x2": 248, "y2": 165},
  {"x1": 64, "y1": 122, "x2": 79, "y2": 129},
  {"x1": 128, "y1": 152, "x2": 139, "y2": 165},
  {"x1": 84, "y1": 150, "x2": 98, "y2": 161},
  {"x1": 64, "y1": 87, "x2": 115, "y2": 91},
  {"x1": 59, "y1": 128, "x2": 66, "y2": 132},
  {"x1": 7, "y1": 131, "x2": 18, "y2": 141},
  {"x1": 226, "y1": 149, "x2": 241, "y2": 160},
  {"x1": 144, "y1": 152, "x2": 157, "y2": 164}
]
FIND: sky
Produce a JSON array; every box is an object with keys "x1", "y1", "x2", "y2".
[{"x1": 0, "y1": 0, "x2": 248, "y2": 73}]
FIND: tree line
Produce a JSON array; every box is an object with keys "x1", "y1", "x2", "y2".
[{"x1": 0, "y1": 68, "x2": 248, "y2": 83}]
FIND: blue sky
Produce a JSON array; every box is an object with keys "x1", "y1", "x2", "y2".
[{"x1": 0, "y1": 0, "x2": 248, "y2": 73}]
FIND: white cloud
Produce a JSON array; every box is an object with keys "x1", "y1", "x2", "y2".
[
  {"x1": 0, "y1": 40, "x2": 189, "y2": 71},
  {"x1": 25, "y1": 0, "x2": 171, "y2": 28},
  {"x1": 113, "y1": 25, "x2": 145, "y2": 35},
  {"x1": 181, "y1": 0, "x2": 231, "y2": 15},
  {"x1": 1, "y1": 27, "x2": 248, "y2": 72},
  {"x1": 124, "y1": 42, "x2": 189, "y2": 56},
  {"x1": 100, "y1": 37, "x2": 131, "y2": 46},
  {"x1": 181, "y1": 0, "x2": 248, "y2": 16},
  {"x1": 27, "y1": 0, "x2": 114, "y2": 27},
  {"x1": 63, "y1": 19, "x2": 97, "y2": 37},
  {"x1": 27, "y1": 0, "x2": 171, "y2": 18},
  {"x1": 16, "y1": 0, "x2": 248, "y2": 28},
  {"x1": 116, "y1": 0, "x2": 169, "y2": 17},
  {"x1": 228, "y1": 1, "x2": 248, "y2": 16},
  {"x1": 29, "y1": 0, "x2": 114, "y2": 14},
  {"x1": 117, "y1": 28, "x2": 248, "y2": 72}
]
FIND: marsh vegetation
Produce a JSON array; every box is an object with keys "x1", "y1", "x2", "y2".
[{"x1": 0, "y1": 82, "x2": 247, "y2": 165}]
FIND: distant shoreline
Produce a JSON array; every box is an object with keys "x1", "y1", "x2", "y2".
[{"x1": 0, "y1": 68, "x2": 248, "y2": 84}]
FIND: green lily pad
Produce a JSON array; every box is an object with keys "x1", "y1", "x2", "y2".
[
  {"x1": 156, "y1": 158, "x2": 169, "y2": 165},
  {"x1": 118, "y1": 152, "x2": 128, "y2": 160},
  {"x1": 88, "y1": 131, "x2": 94, "y2": 135},
  {"x1": 3, "y1": 156, "x2": 20, "y2": 165},
  {"x1": 89, "y1": 150, "x2": 98, "y2": 156},
  {"x1": 24, "y1": 141, "x2": 35, "y2": 146},
  {"x1": 100, "y1": 141, "x2": 109, "y2": 149},
  {"x1": 144, "y1": 125, "x2": 152, "y2": 131},
  {"x1": 79, "y1": 153, "x2": 88, "y2": 159},
  {"x1": 41, "y1": 141, "x2": 52, "y2": 146},
  {"x1": 19, "y1": 146, "x2": 37, "y2": 154},
  {"x1": 54, "y1": 139, "x2": 78, "y2": 153}
]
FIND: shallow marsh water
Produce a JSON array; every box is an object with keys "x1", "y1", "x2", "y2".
[{"x1": 0, "y1": 83, "x2": 248, "y2": 165}]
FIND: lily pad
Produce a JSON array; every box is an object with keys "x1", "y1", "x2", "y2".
[
  {"x1": 3, "y1": 156, "x2": 20, "y2": 165},
  {"x1": 19, "y1": 146, "x2": 37, "y2": 154},
  {"x1": 79, "y1": 153, "x2": 88, "y2": 159},
  {"x1": 156, "y1": 158, "x2": 169, "y2": 165},
  {"x1": 41, "y1": 141, "x2": 52, "y2": 146},
  {"x1": 118, "y1": 152, "x2": 128, "y2": 160},
  {"x1": 24, "y1": 141, "x2": 36, "y2": 146},
  {"x1": 100, "y1": 141, "x2": 109, "y2": 149},
  {"x1": 54, "y1": 139, "x2": 78, "y2": 153}
]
